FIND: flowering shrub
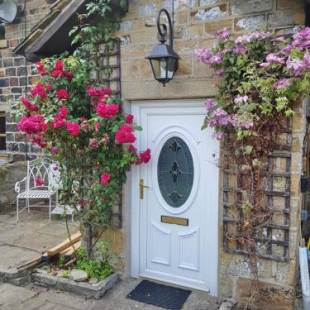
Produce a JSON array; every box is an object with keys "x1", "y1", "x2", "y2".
[
  {"x1": 196, "y1": 28, "x2": 310, "y2": 291},
  {"x1": 16, "y1": 56, "x2": 151, "y2": 256},
  {"x1": 196, "y1": 27, "x2": 310, "y2": 142}
]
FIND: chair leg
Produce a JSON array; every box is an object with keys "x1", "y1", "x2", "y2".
[
  {"x1": 49, "y1": 197, "x2": 52, "y2": 221},
  {"x1": 16, "y1": 198, "x2": 19, "y2": 222},
  {"x1": 26, "y1": 198, "x2": 30, "y2": 213}
]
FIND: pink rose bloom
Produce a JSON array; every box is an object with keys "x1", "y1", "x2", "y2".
[
  {"x1": 17, "y1": 115, "x2": 48, "y2": 134},
  {"x1": 96, "y1": 102, "x2": 119, "y2": 119},
  {"x1": 87, "y1": 87, "x2": 112, "y2": 97},
  {"x1": 31, "y1": 83, "x2": 47, "y2": 100},
  {"x1": 56, "y1": 89, "x2": 70, "y2": 100},
  {"x1": 36, "y1": 61, "x2": 47, "y2": 76},
  {"x1": 125, "y1": 114, "x2": 134, "y2": 124},
  {"x1": 100, "y1": 172, "x2": 111, "y2": 185},
  {"x1": 66, "y1": 122, "x2": 80, "y2": 137},
  {"x1": 138, "y1": 149, "x2": 151, "y2": 164},
  {"x1": 20, "y1": 97, "x2": 38, "y2": 112},
  {"x1": 89, "y1": 138, "x2": 99, "y2": 149},
  {"x1": 115, "y1": 124, "x2": 136, "y2": 144}
]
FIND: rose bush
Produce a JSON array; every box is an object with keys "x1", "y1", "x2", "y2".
[{"x1": 16, "y1": 56, "x2": 150, "y2": 257}]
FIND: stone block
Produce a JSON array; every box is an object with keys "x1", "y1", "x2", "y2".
[
  {"x1": 200, "y1": 0, "x2": 222, "y2": 7},
  {"x1": 0, "y1": 78, "x2": 9, "y2": 87},
  {"x1": 138, "y1": 4, "x2": 157, "y2": 17},
  {"x1": 268, "y1": 11, "x2": 295, "y2": 28},
  {"x1": 277, "y1": 0, "x2": 303, "y2": 9},
  {"x1": 231, "y1": 0, "x2": 272, "y2": 15},
  {"x1": 9, "y1": 77, "x2": 18, "y2": 87},
  {"x1": 2, "y1": 58, "x2": 13, "y2": 67},
  {"x1": 204, "y1": 19, "x2": 233, "y2": 36},
  {"x1": 193, "y1": 4, "x2": 228, "y2": 21},
  {"x1": 236, "y1": 278, "x2": 295, "y2": 310},
  {"x1": 235, "y1": 15, "x2": 266, "y2": 31},
  {"x1": 0, "y1": 40, "x2": 8, "y2": 49}
]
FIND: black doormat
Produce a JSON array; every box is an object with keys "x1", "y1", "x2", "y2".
[{"x1": 127, "y1": 280, "x2": 191, "y2": 309}]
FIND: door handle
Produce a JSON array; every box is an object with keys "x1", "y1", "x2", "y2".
[{"x1": 139, "y1": 178, "x2": 149, "y2": 200}]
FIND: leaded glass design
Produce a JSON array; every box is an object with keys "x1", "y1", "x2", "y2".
[{"x1": 157, "y1": 137, "x2": 194, "y2": 207}]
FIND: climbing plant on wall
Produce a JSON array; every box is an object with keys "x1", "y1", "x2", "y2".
[{"x1": 196, "y1": 27, "x2": 310, "y2": 300}]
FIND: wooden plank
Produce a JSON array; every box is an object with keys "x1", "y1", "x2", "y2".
[
  {"x1": 59, "y1": 240, "x2": 81, "y2": 256},
  {"x1": 17, "y1": 255, "x2": 42, "y2": 270},
  {"x1": 47, "y1": 231, "x2": 81, "y2": 257}
]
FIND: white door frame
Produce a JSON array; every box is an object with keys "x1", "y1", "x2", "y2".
[{"x1": 130, "y1": 99, "x2": 220, "y2": 296}]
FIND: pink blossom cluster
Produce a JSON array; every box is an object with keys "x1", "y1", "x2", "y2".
[
  {"x1": 216, "y1": 28, "x2": 231, "y2": 41},
  {"x1": 285, "y1": 54, "x2": 310, "y2": 76},
  {"x1": 204, "y1": 98, "x2": 254, "y2": 140},
  {"x1": 195, "y1": 49, "x2": 223, "y2": 65},
  {"x1": 115, "y1": 123, "x2": 136, "y2": 144},
  {"x1": 96, "y1": 101, "x2": 119, "y2": 119},
  {"x1": 235, "y1": 31, "x2": 271, "y2": 45},
  {"x1": 31, "y1": 83, "x2": 47, "y2": 100},
  {"x1": 66, "y1": 122, "x2": 80, "y2": 137},
  {"x1": 17, "y1": 114, "x2": 48, "y2": 148},
  {"x1": 17, "y1": 115, "x2": 47, "y2": 135},
  {"x1": 21, "y1": 97, "x2": 38, "y2": 112},
  {"x1": 291, "y1": 27, "x2": 310, "y2": 50},
  {"x1": 52, "y1": 106, "x2": 69, "y2": 129},
  {"x1": 274, "y1": 78, "x2": 291, "y2": 89}
]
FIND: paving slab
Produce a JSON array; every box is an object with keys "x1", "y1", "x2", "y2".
[
  {"x1": 0, "y1": 283, "x2": 38, "y2": 309},
  {"x1": 0, "y1": 208, "x2": 79, "y2": 270},
  {"x1": 0, "y1": 244, "x2": 40, "y2": 270}
]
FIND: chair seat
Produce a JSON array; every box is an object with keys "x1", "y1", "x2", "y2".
[{"x1": 17, "y1": 190, "x2": 54, "y2": 199}]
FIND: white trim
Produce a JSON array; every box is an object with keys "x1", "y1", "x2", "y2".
[{"x1": 130, "y1": 99, "x2": 219, "y2": 295}]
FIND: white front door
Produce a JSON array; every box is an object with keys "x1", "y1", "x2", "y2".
[{"x1": 131, "y1": 100, "x2": 219, "y2": 295}]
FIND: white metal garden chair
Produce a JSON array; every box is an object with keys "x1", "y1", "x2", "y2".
[{"x1": 15, "y1": 158, "x2": 60, "y2": 221}]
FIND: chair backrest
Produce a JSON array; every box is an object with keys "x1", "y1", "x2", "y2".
[{"x1": 26, "y1": 158, "x2": 60, "y2": 191}]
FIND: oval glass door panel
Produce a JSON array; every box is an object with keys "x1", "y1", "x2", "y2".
[{"x1": 157, "y1": 137, "x2": 194, "y2": 207}]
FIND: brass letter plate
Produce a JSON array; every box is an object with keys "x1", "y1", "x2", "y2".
[{"x1": 161, "y1": 215, "x2": 189, "y2": 226}]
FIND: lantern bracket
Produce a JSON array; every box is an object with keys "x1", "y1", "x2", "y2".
[{"x1": 157, "y1": 8, "x2": 173, "y2": 48}]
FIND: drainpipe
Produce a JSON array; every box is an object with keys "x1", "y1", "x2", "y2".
[{"x1": 305, "y1": 0, "x2": 310, "y2": 26}]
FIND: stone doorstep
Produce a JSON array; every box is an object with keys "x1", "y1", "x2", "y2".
[{"x1": 32, "y1": 271, "x2": 120, "y2": 299}]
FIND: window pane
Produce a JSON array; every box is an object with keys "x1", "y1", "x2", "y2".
[{"x1": 157, "y1": 137, "x2": 194, "y2": 207}]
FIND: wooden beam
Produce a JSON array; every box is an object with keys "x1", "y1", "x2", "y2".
[{"x1": 47, "y1": 231, "x2": 81, "y2": 257}]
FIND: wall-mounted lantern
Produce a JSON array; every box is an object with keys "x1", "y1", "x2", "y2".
[{"x1": 146, "y1": 8, "x2": 179, "y2": 86}]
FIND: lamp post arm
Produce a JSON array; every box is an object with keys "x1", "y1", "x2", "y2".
[{"x1": 156, "y1": 8, "x2": 174, "y2": 48}]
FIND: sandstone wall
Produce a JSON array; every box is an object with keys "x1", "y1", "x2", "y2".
[{"x1": 118, "y1": 0, "x2": 306, "y2": 307}]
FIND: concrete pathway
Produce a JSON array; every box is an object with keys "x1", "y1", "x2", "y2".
[
  {"x1": 0, "y1": 207, "x2": 219, "y2": 309},
  {"x1": 0, "y1": 279, "x2": 219, "y2": 310},
  {"x1": 0, "y1": 206, "x2": 79, "y2": 271}
]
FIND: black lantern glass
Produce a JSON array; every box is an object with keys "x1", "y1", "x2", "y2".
[{"x1": 146, "y1": 9, "x2": 179, "y2": 86}]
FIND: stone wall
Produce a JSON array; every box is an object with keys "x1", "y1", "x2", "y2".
[
  {"x1": 119, "y1": 0, "x2": 304, "y2": 100},
  {"x1": 118, "y1": 0, "x2": 306, "y2": 307},
  {"x1": 0, "y1": 0, "x2": 307, "y2": 306},
  {"x1": 0, "y1": 0, "x2": 54, "y2": 161}
]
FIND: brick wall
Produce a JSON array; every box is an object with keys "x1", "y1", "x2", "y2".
[{"x1": 0, "y1": 0, "x2": 53, "y2": 160}]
